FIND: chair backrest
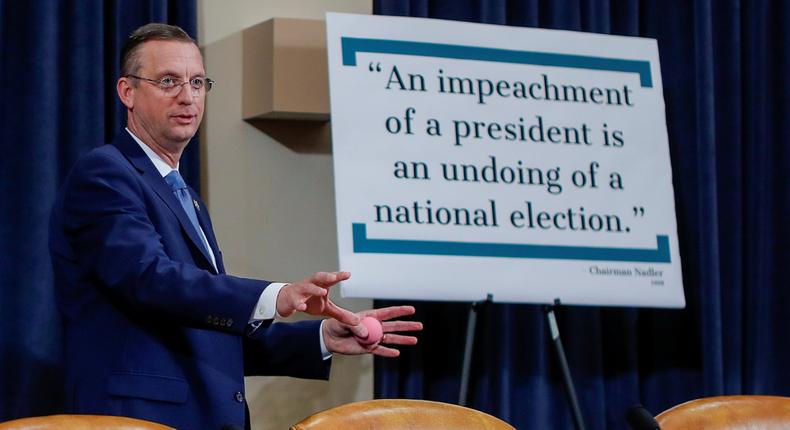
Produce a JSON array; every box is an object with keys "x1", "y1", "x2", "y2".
[
  {"x1": 290, "y1": 399, "x2": 515, "y2": 430},
  {"x1": 656, "y1": 395, "x2": 790, "y2": 429},
  {"x1": 0, "y1": 414, "x2": 174, "y2": 430}
]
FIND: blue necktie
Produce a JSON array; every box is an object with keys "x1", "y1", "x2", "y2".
[{"x1": 164, "y1": 170, "x2": 211, "y2": 258}]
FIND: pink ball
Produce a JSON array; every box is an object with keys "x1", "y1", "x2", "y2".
[{"x1": 357, "y1": 316, "x2": 383, "y2": 345}]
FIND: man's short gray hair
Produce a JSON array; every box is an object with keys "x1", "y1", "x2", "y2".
[{"x1": 120, "y1": 23, "x2": 198, "y2": 78}]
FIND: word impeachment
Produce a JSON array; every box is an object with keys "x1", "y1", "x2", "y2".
[{"x1": 436, "y1": 71, "x2": 635, "y2": 106}]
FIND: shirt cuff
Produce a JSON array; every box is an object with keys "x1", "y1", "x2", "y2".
[
  {"x1": 249, "y1": 283, "x2": 330, "y2": 360},
  {"x1": 319, "y1": 319, "x2": 332, "y2": 360},
  {"x1": 250, "y1": 282, "x2": 287, "y2": 322}
]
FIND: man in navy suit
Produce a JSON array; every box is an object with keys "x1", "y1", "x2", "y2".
[{"x1": 49, "y1": 23, "x2": 420, "y2": 430}]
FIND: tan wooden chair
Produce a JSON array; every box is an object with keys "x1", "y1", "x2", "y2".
[
  {"x1": 291, "y1": 399, "x2": 515, "y2": 430},
  {"x1": 0, "y1": 414, "x2": 174, "y2": 430},
  {"x1": 657, "y1": 395, "x2": 790, "y2": 429}
]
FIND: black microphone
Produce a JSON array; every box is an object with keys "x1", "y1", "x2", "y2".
[{"x1": 625, "y1": 404, "x2": 660, "y2": 430}]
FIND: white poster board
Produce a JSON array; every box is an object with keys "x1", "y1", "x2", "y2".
[{"x1": 326, "y1": 13, "x2": 685, "y2": 308}]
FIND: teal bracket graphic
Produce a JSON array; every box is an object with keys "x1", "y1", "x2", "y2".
[
  {"x1": 341, "y1": 37, "x2": 653, "y2": 87},
  {"x1": 352, "y1": 223, "x2": 670, "y2": 263}
]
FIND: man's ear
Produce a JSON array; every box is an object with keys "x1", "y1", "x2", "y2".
[{"x1": 117, "y1": 77, "x2": 134, "y2": 109}]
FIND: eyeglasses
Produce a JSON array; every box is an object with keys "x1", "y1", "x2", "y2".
[{"x1": 126, "y1": 75, "x2": 215, "y2": 96}]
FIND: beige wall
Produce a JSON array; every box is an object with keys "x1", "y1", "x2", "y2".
[{"x1": 199, "y1": 1, "x2": 373, "y2": 429}]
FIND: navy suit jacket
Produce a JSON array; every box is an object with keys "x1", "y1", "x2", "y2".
[{"x1": 49, "y1": 131, "x2": 330, "y2": 429}]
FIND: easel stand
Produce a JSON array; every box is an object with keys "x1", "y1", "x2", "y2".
[
  {"x1": 457, "y1": 296, "x2": 587, "y2": 430},
  {"x1": 544, "y1": 299, "x2": 587, "y2": 430},
  {"x1": 458, "y1": 293, "x2": 492, "y2": 406}
]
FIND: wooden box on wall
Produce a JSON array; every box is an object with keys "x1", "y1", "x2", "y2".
[{"x1": 242, "y1": 18, "x2": 330, "y2": 152}]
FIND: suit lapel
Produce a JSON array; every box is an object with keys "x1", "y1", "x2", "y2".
[{"x1": 112, "y1": 132, "x2": 217, "y2": 272}]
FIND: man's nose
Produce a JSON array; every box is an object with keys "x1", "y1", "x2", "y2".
[{"x1": 176, "y1": 83, "x2": 195, "y2": 104}]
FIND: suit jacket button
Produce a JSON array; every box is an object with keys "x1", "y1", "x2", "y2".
[
  {"x1": 213, "y1": 316, "x2": 220, "y2": 325},
  {"x1": 226, "y1": 319, "x2": 234, "y2": 327},
  {"x1": 220, "y1": 318, "x2": 227, "y2": 326},
  {"x1": 206, "y1": 315, "x2": 213, "y2": 324},
  {"x1": 235, "y1": 391, "x2": 244, "y2": 403}
]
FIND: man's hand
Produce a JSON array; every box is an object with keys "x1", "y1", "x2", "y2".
[
  {"x1": 276, "y1": 272, "x2": 360, "y2": 326},
  {"x1": 322, "y1": 306, "x2": 422, "y2": 357}
]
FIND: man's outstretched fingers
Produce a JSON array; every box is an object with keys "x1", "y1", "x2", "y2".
[
  {"x1": 323, "y1": 300, "x2": 362, "y2": 327},
  {"x1": 372, "y1": 346, "x2": 401, "y2": 357},
  {"x1": 277, "y1": 280, "x2": 331, "y2": 317},
  {"x1": 299, "y1": 282, "x2": 327, "y2": 298},
  {"x1": 381, "y1": 333, "x2": 418, "y2": 345},
  {"x1": 311, "y1": 271, "x2": 350, "y2": 287},
  {"x1": 382, "y1": 321, "x2": 423, "y2": 333},
  {"x1": 365, "y1": 305, "x2": 416, "y2": 321}
]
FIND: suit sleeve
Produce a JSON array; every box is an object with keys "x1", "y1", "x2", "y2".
[
  {"x1": 243, "y1": 320, "x2": 331, "y2": 379},
  {"x1": 59, "y1": 150, "x2": 267, "y2": 334}
]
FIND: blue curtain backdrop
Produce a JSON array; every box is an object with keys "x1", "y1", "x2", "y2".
[
  {"x1": 0, "y1": 0, "x2": 197, "y2": 421},
  {"x1": 374, "y1": 1, "x2": 790, "y2": 429}
]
